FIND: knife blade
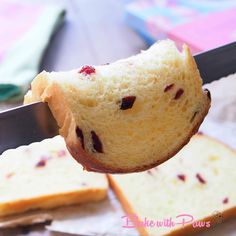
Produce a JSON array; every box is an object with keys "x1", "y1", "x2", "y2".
[
  {"x1": 0, "y1": 42, "x2": 236, "y2": 154},
  {"x1": 0, "y1": 102, "x2": 59, "y2": 154},
  {"x1": 194, "y1": 41, "x2": 236, "y2": 83}
]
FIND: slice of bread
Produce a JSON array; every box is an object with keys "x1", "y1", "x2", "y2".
[
  {"x1": 109, "y1": 134, "x2": 236, "y2": 236},
  {"x1": 0, "y1": 136, "x2": 108, "y2": 217},
  {"x1": 24, "y1": 40, "x2": 210, "y2": 173}
]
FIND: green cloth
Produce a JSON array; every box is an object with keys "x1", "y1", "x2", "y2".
[{"x1": 0, "y1": 5, "x2": 65, "y2": 102}]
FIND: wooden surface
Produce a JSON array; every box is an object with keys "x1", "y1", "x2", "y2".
[{"x1": 1, "y1": 0, "x2": 146, "y2": 235}]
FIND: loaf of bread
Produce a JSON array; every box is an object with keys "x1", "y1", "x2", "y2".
[
  {"x1": 0, "y1": 136, "x2": 108, "y2": 217},
  {"x1": 24, "y1": 40, "x2": 210, "y2": 173},
  {"x1": 109, "y1": 134, "x2": 236, "y2": 236}
]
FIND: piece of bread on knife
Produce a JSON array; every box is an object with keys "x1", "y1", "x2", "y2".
[{"x1": 24, "y1": 40, "x2": 210, "y2": 173}]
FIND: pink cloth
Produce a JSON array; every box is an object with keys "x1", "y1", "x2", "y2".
[
  {"x1": 0, "y1": 1, "x2": 43, "y2": 62},
  {"x1": 168, "y1": 8, "x2": 236, "y2": 53}
]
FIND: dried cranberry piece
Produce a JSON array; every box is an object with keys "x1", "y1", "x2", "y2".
[
  {"x1": 58, "y1": 150, "x2": 66, "y2": 157},
  {"x1": 79, "y1": 66, "x2": 95, "y2": 75},
  {"x1": 190, "y1": 111, "x2": 198, "y2": 123},
  {"x1": 164, "y1": 83, "x2": 174, "y2": 92},
  {"x1": 91, "y1": 131, "x2": 103, "y2": 153},
  {"x1": 76, "y1": 127, "x2": 85, "y2": 149},
  {"x1": 223, "y1": 197, "x2": 229, "y2": 204},
  {"x1": 204, "y1": 88, "x2": 211, "y2": 100},
  {"x1": 174, "y1": 89, "x2": 184, "y2": 100},
  {"x1": 6, "y1": 172, "x2": 14, "y2": 179},
  {"x1": 177, "y1": 174, "x2": 186, "y2": 182},
  {"x1": 36, "y1": 159, "x2": 46, "y2": 168},
  {"x1": 120, "y1": 96, "x2": 136, "y2": 110},
  {"x1": 196, "y1": 173, "x2": 206, "y2": 184}
]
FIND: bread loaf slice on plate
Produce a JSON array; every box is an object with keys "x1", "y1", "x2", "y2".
[
  {"x1": 24, "y1": 40, "x2": 210, "y2": 173},
  {"x1": 109, "y1": 134, "x2": 236, "y2": 236},
  {"x1": 0, "y1": 136, "x2": 108, "y2": 217}
]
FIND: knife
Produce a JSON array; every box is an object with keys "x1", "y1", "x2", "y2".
[
  {"x1": 194, "y1": 41, "x2": 236, "y2": 84},
  {"x1": 0, "y1": 42, "x2": 236, "y2": 154},
  {"x1": 0, "y1": 102, "x2": 59, "y2": 154}
]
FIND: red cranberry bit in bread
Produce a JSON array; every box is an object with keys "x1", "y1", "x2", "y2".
[
  {"x1": 76, "y1": 127, "x2": 85, "y2": 149},
  {"x1": 164, "y1": 83, "x2": 174, "y2": 92},
  {"x1": 223, "y1": 197, "x2": 229, "y2": 204},
  {"x1": 79, "y1": 66, "x2": 96, "y2": 76},
  {"x1": 196, "y1": 173, "x2": 206, "y2": 184},
  {"x1": 57, "y1": 150, "x2": 66, "y2": 157},
  {"x1": 177, "y1": 174, "x2": 186, "y2": 182},
  {"x1": 120, "y1": 96, "x2": 136, "y2": 110},
  {"x1": 35, "y1": 159, "x2": 46, "y2": 168},
  {"x1": 174, "y1": 88, "x2": 184, "y2": 100},
  {"x1": 5, "y1": 172, "x2": 15, "y2": 179},
  {"x1": 91, "y1": 131, "x2": 103, "y2": 153}
]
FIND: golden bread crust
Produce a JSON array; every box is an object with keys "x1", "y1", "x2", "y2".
[{"x1": 0, "y1": 189, "x2": 107, "y2": 218}]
